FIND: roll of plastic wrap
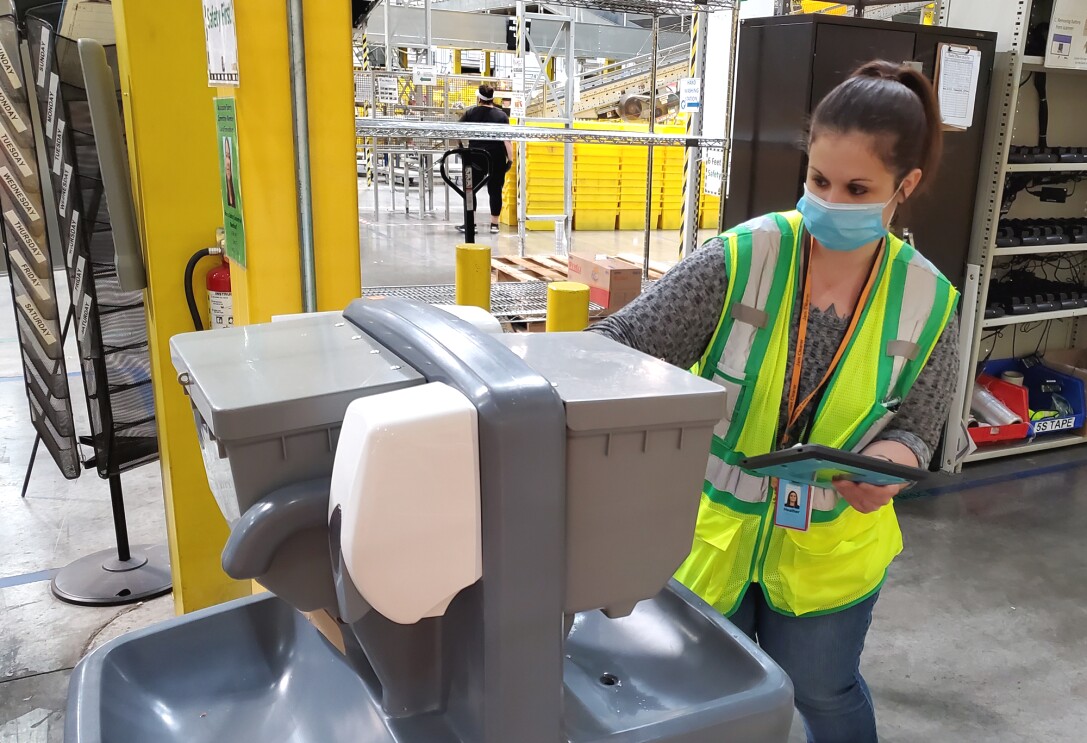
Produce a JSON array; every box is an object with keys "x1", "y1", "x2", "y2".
[
  {"x1": 971, "y1": 387, "x2": 1022, "y2": 426},
  {"x1": 1001, "y1": 370, "x2": 1025, "y2": 386}
]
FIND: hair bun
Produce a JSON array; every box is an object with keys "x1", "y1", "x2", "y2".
[{"x1": 853, "y1": 59, "x2": 909, "y2": 83}]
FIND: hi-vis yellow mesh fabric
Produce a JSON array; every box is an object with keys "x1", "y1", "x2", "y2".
[{"x1": 675, "y1": 211, "x2": 959, "y2": 617}]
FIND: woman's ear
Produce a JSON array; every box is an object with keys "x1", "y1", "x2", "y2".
[{"x1": 900, "y1": 167, "x2": 924, "y2": 201}]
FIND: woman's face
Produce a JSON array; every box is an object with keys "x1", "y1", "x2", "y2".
[{"x1": 806, "y1": 130, "x2": 922, "y2": 226}]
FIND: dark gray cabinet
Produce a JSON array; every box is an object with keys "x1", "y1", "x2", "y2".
[{"x1": 723, "y1": 14, "x2": 997, "y2": 288}]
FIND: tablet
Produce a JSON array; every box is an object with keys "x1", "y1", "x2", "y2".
[{"x1": 740, "y1": 444, "x2": 928, "y2": 488}]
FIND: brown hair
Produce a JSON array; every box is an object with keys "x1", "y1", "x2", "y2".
[
  {"x1": 810, "y1": 60, "x2": 943, "y2": 191},
  {"x1": 478, "y1": 84, "x2": 495, "y2": 103}
]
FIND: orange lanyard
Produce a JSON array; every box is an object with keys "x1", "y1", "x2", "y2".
[{"x1": 782, "y1": 234, "x2": 885, "y2": 447}]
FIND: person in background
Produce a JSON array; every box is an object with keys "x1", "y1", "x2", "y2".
[
  {"x1": 457, "y1": 84, "x2": 513, "y2": 234},
  {"x1": 591, "y1": 60, "x2": 960, "y2": 743}
]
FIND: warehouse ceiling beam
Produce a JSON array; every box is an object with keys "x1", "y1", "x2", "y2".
[{"x1": 365, "y1": 2, "x2": 687, "y2": 59}]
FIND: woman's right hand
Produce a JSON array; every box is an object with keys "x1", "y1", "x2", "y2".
[{"x1": 833, "y1": 479, "x2": 901, "y2": 514}]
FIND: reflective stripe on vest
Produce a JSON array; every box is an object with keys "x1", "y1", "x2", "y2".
[{"x1": 676, "y1": 211, "x2": 959, "y2": 617}]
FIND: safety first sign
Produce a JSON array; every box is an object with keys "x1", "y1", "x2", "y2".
[{"x1": 1045, "y1": 0, "x2": 1087, "y2": 71}]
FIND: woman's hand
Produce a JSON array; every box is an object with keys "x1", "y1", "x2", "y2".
[
  {"x1": 833, "y1": 440, "x2": 919, "y2": 514},
  {"x1": 833, "y1": 480, "x2": 903, "y2": 514}
]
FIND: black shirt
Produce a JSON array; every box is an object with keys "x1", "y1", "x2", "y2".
[{"x1": 459, "y1": 104, "x2": 509, "y2": 169}]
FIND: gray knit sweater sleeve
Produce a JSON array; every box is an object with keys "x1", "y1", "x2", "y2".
[
  {"x1": 590, "y1": 236, "x2": 960, "y2": 467},
  {"x1": 589, "y1": 240, "x2": 728, "y2": 370}
]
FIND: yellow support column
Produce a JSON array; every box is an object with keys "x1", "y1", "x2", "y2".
[
  {"x1": 484, "y1": 51, "x2": 493, "y2": 76},
  {"x1": 304, "y1": 0, "x2": 362, "y2": 313},
  {"x1": 112, "y1": 1, "x2": 249, "y2": 613},
  {"x1": 453, "y1": 49, "x2": 462, "y2": 74},
  {"x1": 226, "y1": 0, "x2": 361, "y2": 323},
  {"x1": 112, "y1": 0, "x2": 361, "y2": 612}
]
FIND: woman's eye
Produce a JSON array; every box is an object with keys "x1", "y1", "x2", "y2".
[
  {"x1": 848, "y1": 185, "x2": 868, "y2": 197},
  {"x1": 811, "y1": 177, "x2": 829, "y2": 188}
]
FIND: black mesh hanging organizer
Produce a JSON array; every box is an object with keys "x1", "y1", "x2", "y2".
[
  {"x1": 22, "y1": 4, "x2": 169, "y2": 607},
  {"x1": 27, "y1": 6, "x2": 157, "y2": 478}
]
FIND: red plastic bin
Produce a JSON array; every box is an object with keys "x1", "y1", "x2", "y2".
[{"x1": 968, "y1": 374, "x2": 1031, "y2": 446}]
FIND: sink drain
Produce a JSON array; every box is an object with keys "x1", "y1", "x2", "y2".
[{"x1": 599, "y1": 673, "x2": 620, "y2": 687}]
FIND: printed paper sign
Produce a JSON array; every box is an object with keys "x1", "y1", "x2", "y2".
[
  {"x1": 1045, "y1": 1, "x2": 1087, "y2": 71},
  {"x1": 203, "y1": 0, "x2": 240, "y2": 86},
  {"x1": 412, "y1": 65, "x2": 437, "y2": 85},
  {"x1": 214, "y1": 97, "x2": 246, "y2": 266},
  {"x1": 680, "y1": 77, "x2": 701, "y2": 113},
  {"x1": 377, "y1": 76, "x2": 398, "y2": 104},
  {"x1": 510, "y1": 93, "x2": 526, "y2": 119},
  {"x1": 704, "y1": 148, "x2": 724, "y2": 197}
]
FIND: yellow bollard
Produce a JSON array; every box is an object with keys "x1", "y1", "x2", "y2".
[
  {"x1": 455, "y1": 243, "x2": 492, "y2": 311},
  {"x1": 546, "y1": 282, "x2": 590, "y2": 332}
]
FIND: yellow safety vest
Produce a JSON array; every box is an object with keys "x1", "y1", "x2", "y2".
[{"x1": 674, "y1": 211, "x2": 958, "y2": 618}]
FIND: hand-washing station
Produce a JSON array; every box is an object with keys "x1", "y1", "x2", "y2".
[{"x1": 65, "y1": 299, "x2": 794, "y2": 743}]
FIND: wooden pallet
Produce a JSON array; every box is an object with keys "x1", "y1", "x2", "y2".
[
  {"x1": 491, "y1": 254, "x2": 673, "y2": 282},
  {"x1": 491, "y1": 255, "x2": 570, "y2": 282}
]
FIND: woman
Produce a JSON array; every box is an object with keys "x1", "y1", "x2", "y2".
[{"x1": 592, "y1": 61, "x2": 960, "y2": 743}]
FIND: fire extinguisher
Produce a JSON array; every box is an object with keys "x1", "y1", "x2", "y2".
[
  {"x1": 206, "y1": 257, "x2": 233, "y2": 329},
  {"x1": 185, "y1": 246, "x2": 233, "y2": 331}
]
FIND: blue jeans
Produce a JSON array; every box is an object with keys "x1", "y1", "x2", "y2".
[{"x1": 730, "y1": 586, "x2": 880, "y2": 743}]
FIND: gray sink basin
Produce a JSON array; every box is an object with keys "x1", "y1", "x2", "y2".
[{"x1": 65, "y1": 583, "x2": 792, "y2": 743}]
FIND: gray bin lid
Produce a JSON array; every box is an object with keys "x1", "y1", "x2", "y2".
[
  {"x1": 170, "y1": 316, "x2": 423, "y2": 442},
  {"x1": 497, "y1": 332, "x2": 726, "y2": 432}
]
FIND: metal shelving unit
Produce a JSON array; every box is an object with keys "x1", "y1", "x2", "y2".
[
  {"x1": 1006, "y1": 163, "x2": 1087, "y2": 172},
  {"x1": 945, "y1": 0, "x2": 1087, "y2": 465},
  {"x1": 354, "y1": 119, "x2": 727, "y2": 147}
]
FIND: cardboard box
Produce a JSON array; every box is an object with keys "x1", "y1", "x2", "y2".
[
  {"x1": 1045, "y1": 1, "x2": 1087, "y2": 71},
  {"x1": 566, "y1": 253, "x2": 642, "y2": 314}
]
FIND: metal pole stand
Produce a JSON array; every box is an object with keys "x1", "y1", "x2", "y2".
[{"x1": 50, "y1": 474, "x2": 172, "y2": 607}]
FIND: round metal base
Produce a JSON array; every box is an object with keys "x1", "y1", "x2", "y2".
[{"x1": 51, "y1": 543, "x2": 172, "y2": 607}]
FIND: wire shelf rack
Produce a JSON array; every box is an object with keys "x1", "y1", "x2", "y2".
[
  {"x1": 547, "y1": 0, "x2": 739, "y2": 14},
  {"x1": 355, "y1": 119, "x2": 727, "y2": 147},
  {"x1": 361, "y1": 281, "x2": 654, "y2": 321}
]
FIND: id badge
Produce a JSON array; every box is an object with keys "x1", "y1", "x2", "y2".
[{"x1": 774, "y1": 480, "x2": 812, "y2": 531}]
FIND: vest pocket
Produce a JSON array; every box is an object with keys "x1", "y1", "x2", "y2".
[
  {"x1": 710, "y1": 369, "x2": 748, "y2": 441},
  {"x1": 775, "y1": 507, "x2": 903, "y2": 616},
  {"x1": 676, "y1": 499, "x2": 749, "y2": 610}
]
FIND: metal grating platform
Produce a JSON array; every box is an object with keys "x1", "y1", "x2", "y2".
[{"x1": 362, "y1": 281, "x2": 654, "y2": 322}]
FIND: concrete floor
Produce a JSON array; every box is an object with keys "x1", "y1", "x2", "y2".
[{"x1": 1, "y1": 186, "x2": 1086, "y2": 740}]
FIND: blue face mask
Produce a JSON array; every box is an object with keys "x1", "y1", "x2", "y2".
[{"x1": 796, "y1": 184, "x2": 902, "y2": 252}]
